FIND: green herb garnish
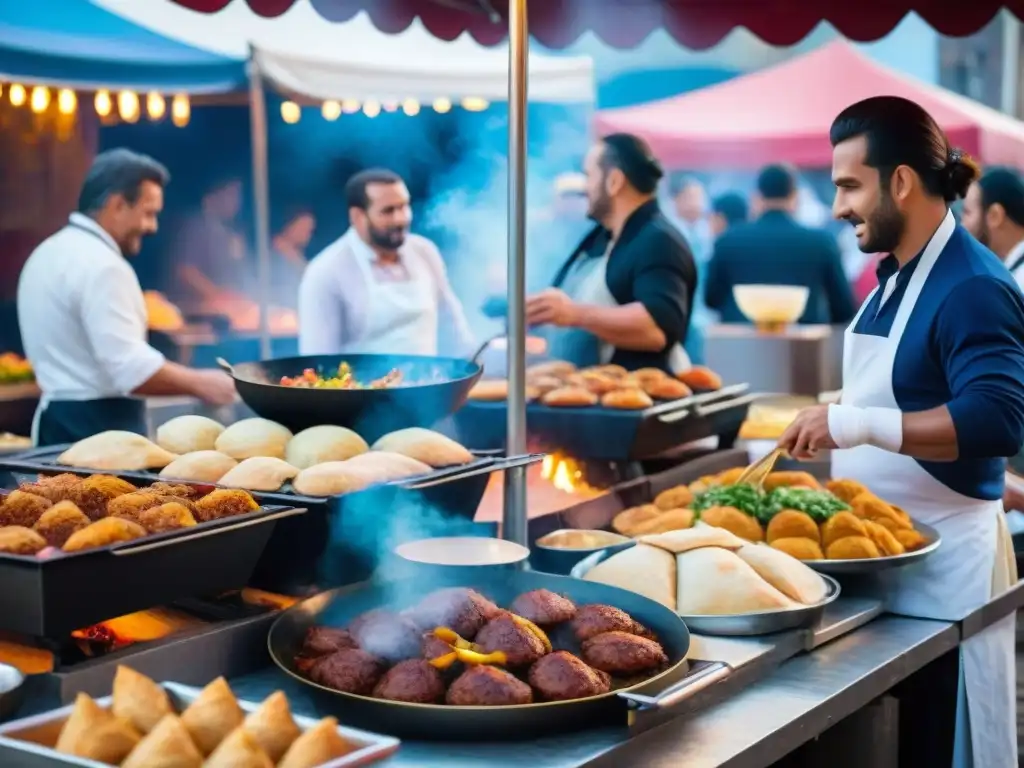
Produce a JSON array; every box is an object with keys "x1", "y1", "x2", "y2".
[
  {"x1": 692, "y1": 484, "x2": 765, "y2": 519},
  {"x1": 757, "y1": 487, "x2": 849, "y2": 524}
]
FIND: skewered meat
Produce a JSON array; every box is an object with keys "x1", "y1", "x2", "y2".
[
  {"x1": 571, "y1": 604, "x2": 653, "y2": 642},
  {"x1": 308, "y1": 649, "x2": 383, "y2": 695},
  {"x1": 509, "y1": 589, "x2": 577, "y2": 626},
  {"x1": 528, "y1": 651, "x2": 611, "y2": 701},
  {"x1": 446, "y1": 666, "x2": 533, "y2": 706},
  {"x1": 372, "y1": 660, "x2": 446, "y2": 703},
  {"x1": 581, "y1": 631, "x2": 668, "y2": 674},
  {"x1": 302, "y1": 627, "x2": 358, "y2": 657},
  {"x1": 0, "y1": 490, "x2": 52, "y2": 527},
  {"x1": 349, "y1": 610, "x2": 422, "y2": 665},
  {"x1": 474, "y1": 614, "x2": 548, "y2": 667},
  {"x1": 404, "y1": 588, "x2": 501, "y2": 639}
]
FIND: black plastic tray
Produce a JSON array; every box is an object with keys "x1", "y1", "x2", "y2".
[{"x1": 453, "y1": 384, "x2": 756, "y2": 460}]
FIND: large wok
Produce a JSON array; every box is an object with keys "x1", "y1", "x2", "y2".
[
  {"x1": 268, "y1": 570, "x2": 695, "y2": 740},
  {"x1": 219, "y1": 353, "x2": 482, "y2": 437}
]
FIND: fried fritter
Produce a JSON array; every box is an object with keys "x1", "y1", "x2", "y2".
[
  {"x1": 67, "y1": 474, "x2": 137, "y2": 520},
  {"x1": 825, "y1": 536, "x2": 880, "y2": 560},
  {"x1": 894, "y1": 528, "x2": 929, "y2": 552},
  {"x1": 19, "y1": 473, "x2": 83, "y2": 503},
  {"x1": 820, "y1": 511, "x2": 867, "y2": 549},
  {"x1": 571, "y1": 604, "x2": 652, "y2": 642},
  {"x1": 107, "y1": 492, "x2": 169, "y2": 524},
  {"x1": 862, "y1": 519, "x2": 905, "y2": 556},
  {"x1": 146, "y1": 482, "x2": 205, "y2": 500},
  {"x1": 653, "y1": 485, "x2": 693, "y2": 511},
  {"x1": 850, "y1": 493, "x2": 912, "y2": 531},
  {"x1": 193, "y1": 489, "x2": 259, "y2": 522},
  {"x1": 581, "y1": 631, "x2": 668, "y2": 674},
  {"x1": 763, "y1": 471, "x2": 820, "y2": 492},
  {"x1": 766, "y1": 509, "x2": 820, "y2": 544},
  {"x1": 0, "y1": 490, "x2": 52, "y2": 527},
  {"x1": 509, "y1": 589, "x2": 577, "y2": 626},
  {"x1": 528, "y1": 651, "x2": 611, "y2": 701},
  {"x1": 611, "y1": 504, "x2": 662, "y2": 536},
  {"x1": 405, "y1": 587, "x2": 502, "y2": 639},
  {"x1": 715, "y1": 467, "x2": 746, "y2": 485},
  {"x1": 0, "y1": 526, "x2": 47, "y2": 555},
  {"x1": 825, "y1": 479, "x2": 869, "y2": 504},
  {"x1": 308, "y1": 648, "x2": 383, "y2": 695},
  {"x1": 628, "y1": 508, "x2": 694, "y2": 536},
  {"x1": 137, "y1": 502, "x2": 198, "y2": 534},
  {"x1": 474, "y1": 613, "x2": 547, "y2": 667},
  {"x1": 446, "y1": 665, "x2": 532, "y2": 706},
  {"x1": 699, "y1": 505, "x2": 764, "y2": 542},
  {"x1": 372, "y1": 659, "x2": 446, "y2": 704},
  {"x1": 769, "y1": 537, "x2": 825, "y2": 561},
  {"x1": 62, "y1": 517, "x2": 147, "y2": 552},
  {"x1": 33, "y1": 501, "x2": 91, "y2": 548}
]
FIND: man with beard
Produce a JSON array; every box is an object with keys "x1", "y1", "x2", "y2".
[
  {"x1": 780, "y1": 96, "x2": 1023, "y2": 768},
  {"x1": 961, "y1": 167, "x2": 1024, "y2": 290},
  {"x1": 18, "y1": 149, "x2": 236, "y2": 445},
  {"x1": 525, "y1": 133, "x2": 697, "y2": 372},
  {"x1": 298, "y1": 168, "x2": 474, "y2": 356}
]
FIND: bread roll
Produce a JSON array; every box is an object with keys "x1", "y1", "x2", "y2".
[
  {"x1": 638, "y1": 525, "x2": 746, "y2": 555},
  {"x1": 601, "y1": 389, "x2": 653, "y2": 410},
  {"x1": 156, "y1": 416, "x2": 225, "y2": 455},
  {"x1": 159, "y1": 451, "x2": 238, "y2": 483},
  {"x1": 59, "y1": 431, "x2": 177, "y2": 471},
  {"x1": 582, "y1": 543, "x2": 676, "y2": 609},
  {"x1": 642, "y1": 377, "x2": 691, "y2": 401},
  {"x1": 292, "y1": 452, "x2": 430, "y2": 496},
  {"x1": 629, "y1": 508, "x2": 694, "y2": 536},
  {"x1": 735, "y1": 544, "x2": 829, "y2": 605},
  {"x1": 217, "y1": 457, "x2": 299, "y2": 492},
  {"x1": 469, "y1": 380, "x2": 508, "y2": 401},
  {"x1": 676, "y1": 366, "x2": 722, "y2": 390},
  {"x1": 676, "y1": 547, "x2": 798, "y2": 615},
  {"x1": 372, "y1": 428, "x2": 473, "y2": 467},
  {"x1": 541, "y1": 386, "x2": 598, "y2": 407},
  {"x1": 526, "y1": 360, "x2": 576, "y2": 379},
  {"x1": 214, "y1": 419, "x2": 293, "y2": 460},
  {"x1": 285, "y1": 425, "x2": 369, "y2": 469}
]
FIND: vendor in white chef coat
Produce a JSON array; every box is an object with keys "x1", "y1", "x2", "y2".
[
  {"x1": 298, "y1": 169, "x2": 475, "y2": 357},
  {"x1": 780, "y1": 97, "x2": 1023, "y2": 768}
]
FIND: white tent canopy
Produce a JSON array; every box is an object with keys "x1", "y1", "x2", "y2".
[{"x1": 91, "y1": 0, "x2": 595, "y2": 102}]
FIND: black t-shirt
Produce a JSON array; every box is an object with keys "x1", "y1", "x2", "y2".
[{"x1": 553, "y1": 200, "x2": 697, "y2": 372}]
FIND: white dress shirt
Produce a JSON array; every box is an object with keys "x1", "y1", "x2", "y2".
[
  {"x1": 18, "y1": 213, "x2": 165, "y2": 401},
  {"x1": 1005, "y1": 238, "x2": 1024, "y2": 291}
]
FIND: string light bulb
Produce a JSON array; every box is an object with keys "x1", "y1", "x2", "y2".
[
  {"x1": 402, "y1": 98, "x2": 421, "y2": 116},
  {"x1": 461, "y1": 97, "x2": 489, "y2": 112},
  {"x1": 432, "y1": 97, "x2": 451, "y2": 114},
  {"x1": 341, "y1": 99, "x2": 360, "y2": 114},
  {"x1": 57, "y1": 89, "x2": 76, "y2": 115},
  {"x1": 280, "y1": 100, "x2": 301, "y2": 124},
  {"x1": 171, "y1": 94, "x2": 190, "y2": 127},
  {"x1": 321, "y1": 100, "x2": 341, "y2": 120},
  {"x1": 147, "y1": 92, "x2": 166, "y2": 120},
  {"x1": 9, "y1": 84, "x2": 26, "y2": 107},
  {"x1": 94, "y1": 90, "x2": 112, "y2": 117},
  {"x1": 30, "y1": 86, "x2": 50, "y2": 114},
  {"x1": 118, "y1": 91, "x2": 140, "y2": 123},
  {"x1": 362, "y1": 100, "x2": 381, "y2": 118}
]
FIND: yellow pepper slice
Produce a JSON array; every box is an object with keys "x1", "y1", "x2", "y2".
[
  {"x1": 432, "y1": 627, "x2": 473, "y2": 650},
  {"x1": 429, "y1": 651, "x2": 459, "y2": 670},
  {"x1": 454, "y1": 647, "x2": 508, "y2": 667},
  {"x1": 509, "y1": 615, "x2": 552, "y2": 653}
]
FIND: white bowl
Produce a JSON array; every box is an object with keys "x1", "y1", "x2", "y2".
[
  {"x1": 394, "y1": 536, "x2": 530, "y2": 566},
  {"x1": 733, "y1": 284, "x2": 810, "y2": 328}
]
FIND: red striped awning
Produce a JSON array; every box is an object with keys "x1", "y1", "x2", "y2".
[{"x1": 166, "y1": 1, "x2": 1023, "y2": 50}]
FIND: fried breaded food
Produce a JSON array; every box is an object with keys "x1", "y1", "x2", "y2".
[
  {"x1": 770, "y1": 537, "x2": 825, "y2": 561},
  {"x1": 611, "y1": 504, "x2": 661, "y2": 536},
  {"x1": 0, "y1": 490, "x2": 52, "y2": 527},
  {"x1": 146, "y1": 482, "x2": 205, "y2": 500},
  {"x1": 107, "y1": 492, "x2": 171, "y2": 525},
  {"x1": 820, "y1": 511, "x2": 867, "y2": 549},
  {"x1": 567, "y1": 372, "x2": 621, "y2": 395},
  {"x1": 601, "y1": 388, "x2": 654, "y2": 410},
  {"x1": 631, "y1": 367, "x2": 669, "y2": 385},
  {"x1": 527, "y1": 375, "x2": 565, "y2": 394},
  {"x1": 642, "y1": 377, "x2": 691, "y2": 400},
  {"x1": 590, "y1": 364, "x2": 628, "y2": 379},
  {"x1": 825, "y1": 479, "x2": 869, "y2": 504},
  {"x1": 766, "y1": 509, "x2": 821, "y2": 543},
  {"x1": 850, "y1": 493, "x2": 912, "y2": 531},
  {"x1": 894, "y1": 528, "x2": 929, "y2": 552},
  {"x1": 763, "y1": 471, "x2": 820, "y2": 492},
  {"x1": 715, "y1": 467, "x2": 746, "y2": 485},
  {"x1": 825, "y1": 535, "x2": 880, "y2": 560},
  {"x1": 653, "y1": 485, "x2": 694, "y2": 511},
  {"x1": 33, "y1": 501, "x2": 91, "y2": 548},
  {"x1": 19, "y1": 473, "x2": 83, "y2": 503},
  {"x1": 889, "y1": 504, "x2": 913, "y2": 526},
  {"x1": 193, "y1": 489, "x2": 259, "y2": 522},
  {"x1": 68, "y1": 475, "x2": 137, "y2": 521},
  {"x1": 676, "y1": 365, "x2": 722, "y2": 390},
  {"x1": 688, "y1": 474, "x2": 721, "y2": 494},
  {"x1": 699, "y1": 505, "x2": 764, "y2": 542},
  {"x1": 63, "y1": 517, "x2": 147, "y2": 552},
  {"x1": 629, "y1": 507, "x2": 694, "y2": 536},
  {"x1": 138, "y1": 502, "x2": 198, "y2": 534},
  {"x1": 0, "y1": 525, "x2": 47, "y2": 555},
  {"x1": 862, "y1": 519, "x2": 906, "y2": 557},
  {"x1": 541, "y1": 386, "x2": 598, "y2": 408}
]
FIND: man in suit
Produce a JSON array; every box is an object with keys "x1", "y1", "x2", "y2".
[{"x1": 704, "y1": 164, "x2": 856, "y2": 325}]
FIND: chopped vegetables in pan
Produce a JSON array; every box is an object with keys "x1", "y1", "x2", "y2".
[{"x1": 279, "y1": 362, "x2": 404, "y2": 389}]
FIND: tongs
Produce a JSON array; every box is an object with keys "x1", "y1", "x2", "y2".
[{"x1": 734, "y1": 447, "x2": 784, "y2": 490}]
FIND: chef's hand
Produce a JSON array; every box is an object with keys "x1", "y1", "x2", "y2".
[
  {"x1": 525, "y1": 289, "x2": 579, "y2": 328},
  {"x1": 1004, "y1": 471, "x2": 1024, "y2": 513},
  {"x1": 192, "y1": 369, "x2": 237, "y2": 406},
  {"x1": 778, "y1": 405, "x2": 838, "y2": 460}
]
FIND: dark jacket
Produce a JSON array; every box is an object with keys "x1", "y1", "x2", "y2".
[{"x1": 704, "y1": 210, "x2": 856, "y2": 325}]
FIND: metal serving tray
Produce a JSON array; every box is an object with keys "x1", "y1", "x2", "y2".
[
  {"x1": 801, "y1": 520, "x2": 942, "y2": 575},
  {"x1": 0, "y1": 681, "x2": 399, "y2": 767}
]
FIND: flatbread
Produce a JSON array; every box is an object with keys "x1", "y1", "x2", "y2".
[
  {"x1": 582, "y1": 543, "x2": 676, "y2": 609},
  {"x1": 59, "y1": 431, "x2": 178, "y2": 471},
  {"x1": 675, "y1": 547, "x2": 798, "y2": 615},
  {"x1": 734, "y1": 544, "x2": 829, "y2": 605},
  {"x1": 285, "y1": 426, "x2": 368, "y2": 469},
  {"x1": 292, "y1": 452, "x2": 430, "y2": 496},
  {"x1": 156, "y1": 416, "x2": 225, "y2": 455},
  {"x1": 159, "y1": 451, "x2": 238, "y2": 483},
  {"x1": 371, "y1": 428, "x2": 473, "y2": 467},
  {"x1": 214, "y1": 419, "x2": 293, "y2": 460},
  {"x1": 216, "y1": 457, "x2": 299, "y2": 492},
  {"x1": 639, "y1": 525, "x2": 746, "y2": 554}
]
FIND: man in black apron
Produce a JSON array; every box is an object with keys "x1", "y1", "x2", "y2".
[{"x1": 17, "y1": 149, "x2": 236, "y2": 446}]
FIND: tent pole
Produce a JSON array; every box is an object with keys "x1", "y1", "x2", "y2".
[
  {"x1": 247, "y1": 48, "x2": 273, "y2": 361},
  {"x1": 502, "y1": 0, "x2": 529, "y2": 551}
]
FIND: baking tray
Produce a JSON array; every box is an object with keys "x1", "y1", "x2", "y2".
[
  {"x1": 0, "y1": 505, "x2": 305, "y2": 638},
  {"x1": 0, "y1": 681, "x2": 399, "y2": 767},
  {"x1": 572, "y1": 550, "x2": 842, "y2": 636},
  {"x1": 801, "y1": 520, "x2": 942, "y2": 575}
]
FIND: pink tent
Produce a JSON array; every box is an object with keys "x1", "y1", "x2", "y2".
[{"x1": 594, "y1": 41, "x2": 1024, "y2": 169}]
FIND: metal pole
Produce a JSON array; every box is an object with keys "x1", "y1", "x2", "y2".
[
  {"x1": 247, "y1": 49, "x2": 273, "y2": 361},
  {"x1": 1000, "y1": 9, "x2": 1021, "y2": 118},
  {"x1": 502, "y1": 0, "x2": 529, "y2": 550}
]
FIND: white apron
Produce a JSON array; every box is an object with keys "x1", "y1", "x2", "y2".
[
  {"x1": 832, "y1": 211, "x2": 1017, "y2": 768},
  {"x1": 352, "y1": 251, "x2": 438, "y2": 355},
  {"x1": 1006, "y1": 240, "x2": 1024, "y2": 292}
]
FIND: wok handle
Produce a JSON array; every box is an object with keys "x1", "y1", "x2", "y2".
[
  {"x1": 617, "y1": 661, "x2": 731, "y2": 710},
  {"x1": 111, "y1": 507, "x2": 307, "y2": 556}
]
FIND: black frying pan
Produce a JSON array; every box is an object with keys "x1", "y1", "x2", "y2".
[
  {"x1": 267, "y1": 569, "x2": 691, "y2": 740},
  {"x1": 219, "y1": 353, "x2": 483, "y2": 438}
]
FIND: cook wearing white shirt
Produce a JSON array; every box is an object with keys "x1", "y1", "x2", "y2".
[
  {"x1": 961, "y1": 167, "x2": 1024, "y2": 291},
  {"x1": 18, "y1": 149, "x2": 236, "y2": 446},
  {"x1": 298, "y1": 168, "x2": 474, "y2": 357}
]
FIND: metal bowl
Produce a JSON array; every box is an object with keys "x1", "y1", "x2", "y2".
[
  {"x1": 802, "y1": 520, "x2": 942, "y2": 575},
  {"x1": 530, "y1": 529, "x2": 633, "y2": 575},
  {"x1": 0, "y1": 664, "x2": 25, "y2": 722}
]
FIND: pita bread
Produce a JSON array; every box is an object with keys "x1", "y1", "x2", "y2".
[
  {"x1": 59, "y1": 431, "x2": 178, "y2": 471},
  {"x1": 582, "y1": 543, "x2": 676, "y2": 609},
  {"x1": 156, "y1": 416, "x2": 225, "y2": 455},
  {"x1": 675, "y1": 547, "x2": 798, "y2": 615},
  {"x1": 735, "y1": 544, "x2": 829, "y2": 605},
  {"x1": 159, "y1": 451, "x2": 238, "y2": 483},
  {"x1": 639, "y1": 525, "x2": 746, "y2": 554},
  {"x1": 214, "y1": 419, "x2": 293, "y2": 460},
  {"x1": 372, "y1": 428, "x2": 473, "y2": 467},
  {"x1": 285, "y1": 425, "x2": 369, "y2": 469},
  {"x1": 217, "y1": 457, "x2": 299, "y2": 492}
]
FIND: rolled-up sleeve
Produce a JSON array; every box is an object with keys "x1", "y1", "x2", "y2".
[
  {"x1": 79, "y1": 264, "x2": 165, "y2": 395},
  {"x1": 938, "y1": 275, "x2": 1024, "y2": 458},
  {"x1": 631, "y1": 232, "x2": 696, "y2": 349}
]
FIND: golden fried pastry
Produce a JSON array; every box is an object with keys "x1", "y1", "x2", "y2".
[
  {"x1": 653, "y1": 485, "x2": 694, "y2": 511},
  {"x1": 33, "y1": 501, "x2": 91, "y2": 548},
  {"x1": 699, "y1": 505, "x2": 765, "y2": 542},
  {"x1": 180, "y1": 677, "x2": 245, "y2": 756},
  {"x1": 601, "y1": 388, "x2": 653, "y2": 410},
  {"x1": 631, "y1": 367, "x2": 670, "y2": 385},
  {"x1": 55, "y1": 693, "x2": 141, "y2": 763},
  {"x1": 688, "y1": 474, "x2": 721, "y2": 494},
  {"x1": 735, "y1": 543, "x2": 829, "y2": 604},
  {"x1": 629, "y1": 508, "x2": 694, "y2": 536},
  {"x1": 715, "y1": 467, "x2": 746, "y2": 485},
  {"x1": 527, "y1": 375, "x2": 566, "y2": 394},
  {"x1": 766, "y1": 509, "x2": 821, "y2": 544},
  {"x1": 113, "y1": 665, "x2": 173, "y2": 735},
  {"x1": 825, "y1": 536, "x2": 881, "y2": 560},
  {"x1": 147, "y1": 482, "x2": 205, "y2": 500},
  {"x1": 675, "y1": 547, "x2": 796, "y2": 614},
  {"x1": 611, "y1": 504, "x2": 662, "y2": 536},
  {"x1": 205, "y1": 726, "x2": 272, "y2": 768},
  {"x1": 0, "y1": 525, "x2": 47, "y2": 555},
  {"x1": 825, "y1": 478, "x2": 869, "y2": 504},
  {"x1": 193, "y1": 489, "x2": 259, "y2": 523},
  {"x1": 156, "y1": 415, "x2": 225, "y2": 455},
  {"x1": 526, "y1": 360, "x2": 576, "y2": 379},
  {"x1": 159, "y1": 451, "x2": 239, "y2": 484},
  {"x1": 763, "y1": 471, "x2": 820, "y2": 491},
  {"x1": 59, "y1": 431, "x2": 178, "y2": 471},
  {"x1": 19, "y1": 473, "x2": 82, "y2": 503},
  {"x1": 642, "y1": 377, "x2": 691, "y2": 400},
  {"x1": 243, "y1": 691, "x2": 301, "y2": 762},
  {"x1": 138, "y1": 503, "x2": 198, "y2": 534},
  {"x1": 68, "y1": 474, "x2": 138, "y2": 521},
  {"x1": 820, "y1": 511, "x2": 867, "y2": 549},
  {"x1": 107, "y1": 492, "x2": 170, "y2": 524},
  {"x1": 541, "y1": 386, "x2": 598, "y2": 407},
  {"x1": 567, "y1": 372, "x2": 622, "y2": 395},
  {"x1": 591, "y1": 364, "x2": 629, "y2": 379},
  {"x1": 372, "y1": 427, "x2": 474, "y2": 467},
  {"x1": 215, "y1": 418, "x2": 293, "y2": 461},
  {"x1": 278, "y1": 717, "x2": 353, "y2": 768},
  {"x1": 890, "y1": 505, "x2": 913, "y2": 525},
  {"x1": 217, "y1": 457, "x2": 300, "y2": 492},
  {"x1": 285, "y1": 426, "x2": 368, "y2": 470},
  {"x1": 63, "y1": 517, "x2": 147, "y2": 552},
  {"x1": 0, "y1": 490, "x2": 52, "y2": 527},
  {"x1": 121, "y1": 714, "x2": 203, "y2": 768},
  {"x1": 677, "y1": 365, "x2": 722, "y2": 390},
  {"x1": 770, "y1": 537, "x2": 825, "y2": 560},
  {"x1": 894, "y1": 528, "x2": 929, "y2": 552},
  {"x1": 850, "y1": 492, "x2": 912, "y2": 531},
  {"x1": 639, "y1": 524, "x2": 747, "y2": 554},
  {"x1": 468, "y1": 379, "x2": 508, "y2": 401},
  {"x1": 862, "y1": 519, "x2": 906, "y2": 557}
]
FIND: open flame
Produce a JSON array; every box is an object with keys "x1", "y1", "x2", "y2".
[
  {"x1": 541, "y1": 453, "x2": 599, "y2": 496},
  {"x1": 71, "y1": 609, "x2": 206, "y2": 657}
]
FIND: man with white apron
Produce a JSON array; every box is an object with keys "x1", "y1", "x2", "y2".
[
  {"x1": 780, "y1": 96, "x2": 1022, "y2": 767},
  {"x1": 962, "y1": 168, "x2": 1024, "y2": 292},
  {"x1": 526, "y1": 134, "x2": 697, "y2": 373},
  {"x1": 18, "y1": 149, "x2": 236, "y2": 446},
  {"x1": 298, "y1": 168, "x2": 474, "y2": 357}
]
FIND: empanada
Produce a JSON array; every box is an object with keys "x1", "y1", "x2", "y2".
[
  {"x1": 292, "y1": 452, "x2": 430, "y2": 496},
  {"x1": 122, "y1": 714, "x2": 203, "y2": 768},
  {"x1": 628, "y1": 507, "x2": 694, "y2": 536},
  {"x1": 675, "y1": 547, "x2": 798, "y2": 614},
  {"x1": 611, "y1": 504, "x2": 661, "y2": 536},
  {"x1": 55, "y1": 693, "x2": 141, "y2": 763},
  {"x1": 862, "y1": 519, "x2": 906, "y2": 557},
  {"x1": 180, "y1": 677, "x2": 245, "y2": 756},
  {"x1": 243, "y1": 691, "x2": 301, "y2": 762},
  {"x1": 113, "y1": 665, "x2": 173, "y2": 734},
  {"x1": 468, "y1": 379, "x2": 508, "y2": 401},
  {"x1": 58, "y1": 431, "x2": 177, "y2": 471},
  {"x1": 894, "y1": 528, "x2": 929, "y2": 552},
  {"x1": 601, "y1": 388, "x2": 653, "y2": 410},
  {"x1": 156, "y1": 415, "x2": 225, "y2": 455},
  {"x1": 735, "y1": 544, "x2": 829, "y2": 604},
  {"x1": 372, "y1": 428, "x2": 473, "y2": 467},
  {"x1": 653, "y1": 485, "x2": 694, "y2": 511},
  {"x1": 159, "y1": 451, "x2": 239, "y2": 483},
  {"x1": 342, "y1": 451, "x2": 432, "y2": 478},
  {"x1": 285, "y1": 425, "x2": 369, "y2": 469},
  {"x1": 638, "y1": 524, "x2": 746, "y2": 554},
  {"x1": 62, "y1": 517, "x2": 147, "y2": 552},
  {"x1": 215, "y1": 419, "x2": 293, "y2": 460},
  {"x1": 217, "y1": 457, "x2": 299, "y2": 492},
  {"x1": 204, "y1": 726, "x2": 272, "y2": 768},
  {"x1": 582, "y1": 543, "x2": 676, "y2": 609},
  {"x1": 278, "y1": 717, "x2": 353, "y2": 768},
  {"x1": 541, "y1": 386, "x2": 598, "y2": 407}
]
